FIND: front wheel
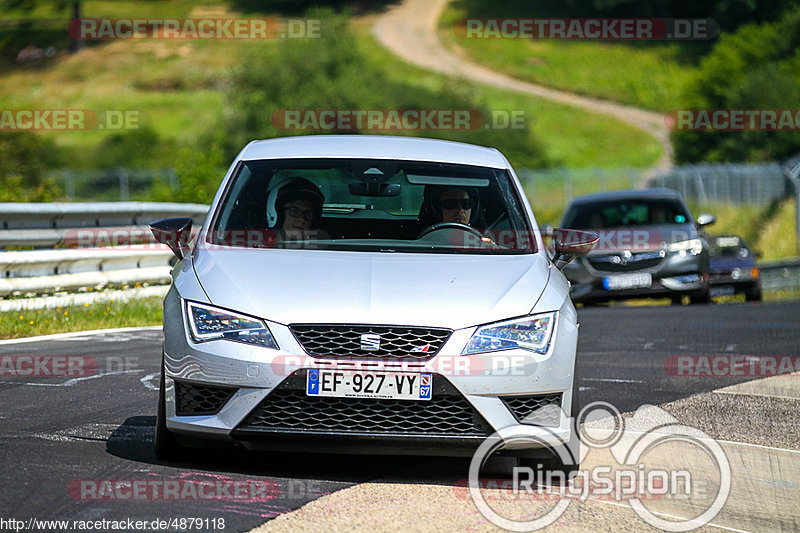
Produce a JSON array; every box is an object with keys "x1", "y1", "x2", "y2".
[
  {"x1": 689, "y1": 285, "x2": 711, "y2": 304},
  {"x1": 745, "y1": 284, "x2": 762, "y2": 302},
  {"x1": 154, "y1": 364, "x2": 182, "y2": 460},
  {"x1": 518, "y1": 378, "x2": 581, "y2": 478}
]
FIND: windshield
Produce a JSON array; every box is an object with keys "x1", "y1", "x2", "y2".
[
  {"x1": 562, "y1": 198, "x2": 692, "y2": 229},
  {"x1": 209, "y1": 158, "x2": 535, "y2": 254}
]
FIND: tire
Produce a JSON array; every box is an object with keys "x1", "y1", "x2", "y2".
[
  {"x1": 745, "y1": 285, "x2": 762, "y2": 302},
  {"x1": 689, "y1": 285, "x2": 711, "y2": 304},
  {"x1": 519, "y1": 366, "x2": 581, "y2": 478},
  {"x1": 670, "y1": 296, "x2": 683, "y2": 305},
  {"x1": 154, "y1": 363, "x2": 182, "y2": 460}
]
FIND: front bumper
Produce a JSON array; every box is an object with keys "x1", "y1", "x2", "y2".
[
  {"x1": 161, "y1": 287, "x2": 579, "y2": 456},
  {"x1": 564, "y1": 249, "x2": 709, "y2": 302}
]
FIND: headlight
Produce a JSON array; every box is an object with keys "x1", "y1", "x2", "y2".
[
  {"x1": 186, "y1": 301, "x2": 279, "y2": 349},
  {"x1": 667, "y1": 238, "x2": 703, "y2": 256},
  {"x1": 462, "y1": 312, "x2": 556, "y2": 355}
]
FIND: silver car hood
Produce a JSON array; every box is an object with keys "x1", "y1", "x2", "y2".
[{"x1": 192, "y1": 248, "x2": 551, "y2": 330}]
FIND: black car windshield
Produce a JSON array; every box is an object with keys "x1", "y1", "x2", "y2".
[
  {"x1": 209, "y1": 158, "x2": 535, "y2": 254},
  {"x1": 562, "y1": 198, "x2": 692, "y2": 229}
]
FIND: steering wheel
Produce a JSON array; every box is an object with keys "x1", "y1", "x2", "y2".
[{"x1": 416, "y1": 222, "x2": 485, "y2": 240}]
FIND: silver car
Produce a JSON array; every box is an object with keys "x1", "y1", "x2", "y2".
[{"x1": 150, "y1": 135, "x2": 596, "y2": 466}]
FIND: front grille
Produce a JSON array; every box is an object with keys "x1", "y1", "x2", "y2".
[
  {"x1": 588, "y1": 252, "x2": 664, "y2": 273},
  {"x1": 501, "y1": 393, "x2": 563, "y2": 427},
  {"x1": 174, "y1": 380, "x2": 237, "y2": 416},
  {"x1": 290, "y1": 324, "x2": 452, "y2": 361},
  {"x1": 237, "y1": 373, "x2": 491, "y2": 436}
]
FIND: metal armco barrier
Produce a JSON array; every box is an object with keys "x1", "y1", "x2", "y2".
[
  {"x1": 0, "y1": 202, "x2": 208, "y2": 232},
  {"x1": 760, "y1": 258, "x2": 800, "y2": 292},
  {"x1": 0, "y1": 202, "x2": 208, "y2": 300}
]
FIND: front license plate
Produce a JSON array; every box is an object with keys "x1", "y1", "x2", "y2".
[
  {"x1": 306, "y1": 369, "x2": 432, "y2": 401},
  {"x1": 603, "y1": 273, "x2": 652, "y2": 290}
]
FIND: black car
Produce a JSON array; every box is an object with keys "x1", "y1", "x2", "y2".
[
  {"x1": 559, "y1": 189, "x2": 716, "y2": 305},
  {"x1": 709, "y1": 235, "x2": 762, "y2": 301}
]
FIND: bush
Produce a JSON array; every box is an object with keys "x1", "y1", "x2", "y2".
[
  {"x1": 673, "y1": 7, "x2": 800, "y2": 163},
  {"x1": 0, "y1": 132, "x2": 63, "y2": 201},
  {"x1": 224, "y1": 9, "x2": 548, "y2": 167}
]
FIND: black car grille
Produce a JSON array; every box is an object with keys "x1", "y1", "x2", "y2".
[
  {"x1": 501, "y1": 393, "x2": 563, "y2": 427},
  {"x1": 237, "y1": 373, "x2": 491, "y2": 436},
  {"x1": 174, "y1": 380, "x2": 237, "y2": 416},
  {"x1": 290, "y1": 324, "x2": 452, "y2": 361},
  {"x1": 587, "y1": 251, "x2": 664, "y2": 273}
]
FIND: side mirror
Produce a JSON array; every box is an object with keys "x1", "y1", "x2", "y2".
[
  {"x1": 150, "y1": 217, "x2": 193, "y2": 259},
  {"x1": 696, "y1": 213, "x2": 716, "y2": 227},
  {"x1": 551, "y1": 228, "x2": 599, "y2": 270}
]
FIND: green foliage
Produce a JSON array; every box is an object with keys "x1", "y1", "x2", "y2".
[
  {"x1": 452, "y1": 0, "x2": 794, "y2": 31},
  {"x1": 224, "y1": 9, "x2": 549, "y2": 168},
  {"x1": 88, "y1": 126, "x2": 173, "y2": 168},
  {"x1": 0, "y1": 131, "x2": 63, "y2": 201},
  {"x1": 674, "y1": 8, "x2": 800, "y2": 163},
  {"x1": 148, "y1": 140, "x2": 227, "y2": 204}
]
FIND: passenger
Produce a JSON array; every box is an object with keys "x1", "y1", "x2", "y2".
[{"x1": 265, "y1": 177, "x2": 325, "y2": 241}]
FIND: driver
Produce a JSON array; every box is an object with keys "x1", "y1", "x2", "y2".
[
  {"x1": 438, "y1": 188, "x2": 474, "y2": 225},
  {"x1": 421, "y1": 185, "x2": 480, "y2": 227}
]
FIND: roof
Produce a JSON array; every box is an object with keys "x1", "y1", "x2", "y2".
[
  {"x1": 568, "y1": 188, "x2": 685, "y2": 205},
  {"x1": 237, "y1": 135, "x2": 509, "y2": 168}
]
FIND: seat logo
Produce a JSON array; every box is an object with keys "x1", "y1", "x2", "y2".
[{"x1": 360, "y1": 334, "x2": 381, "y2": 351}]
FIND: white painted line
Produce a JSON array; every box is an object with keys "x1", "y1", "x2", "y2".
[
  {"x1": 0, "y1": 325, "x2": 162, "y2": 345},
  {"x1": 140, "y1": 372, "x2": 160, "y2": 391},
  {"x1": 581, "y1": 378, "x2": 644, "y2": 383},
  {"x1": 0, "y1": 285, "x2": 169, "y2": 312},
  {"x1": 712, "y1": 389, "x2": 800, "y2": 402},
  {"x1": 23, "y1": 369, "x2": 141, "y2": 387},
  {"x1": 608, "y1": 429, "x2": 800, "y2": 455},
  {"x1": 581, "y1": 497, "x2": 755, "y2": 533}
]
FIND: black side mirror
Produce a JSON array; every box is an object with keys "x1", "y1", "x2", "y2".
[
  {"x1": 150, "y1": 217, "x2": 193, "y2": 259},
  {"x1": 551, "y1": 228, "x2": 599, "y2": 270}
]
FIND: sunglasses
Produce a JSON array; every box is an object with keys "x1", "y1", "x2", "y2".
[
  {"x1": 285, "y1": 206, "x2": 315, "y2": 220},
  {"x1": 440, "y1": 198, "x2": 474, "y2": 210}
]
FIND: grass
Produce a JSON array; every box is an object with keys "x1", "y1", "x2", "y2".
[
  {"x1": 0, "y1": 297, "x2": 162, "y2": 340},
  {"x1": 439, "y1": 3, "x2": 701, "y2": 111},
  {"x1": 356, "y1": 29, "x2": 662, "y2": 169},
  {"x1": 0, "y1": 3, "x2": 662, "y2": 172}
]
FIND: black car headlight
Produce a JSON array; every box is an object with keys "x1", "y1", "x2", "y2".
[
  {"x1": 462, "y1": 312, "x2": 556, "y2": 355},
  {"x1": 186, "y1": 301, "x2": 279, "y2": 349}
]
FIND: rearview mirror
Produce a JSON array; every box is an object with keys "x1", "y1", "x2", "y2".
[
  {"x1": 551, "y1": 228, "x2": 599, "y2": 269},
  {"x1": 150, "y1": 217, "x2": 193, "y2": 259}
]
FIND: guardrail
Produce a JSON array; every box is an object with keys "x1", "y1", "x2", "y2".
[
  {"x1": 0, "y1": 202, "x2": 207, "y2": 232},
  {"x1": 760, "y1": 258, "x2": 800, "y2": 292},
  {"x1": 0, "y1": 202, "x2": 208, "y2": 300}
]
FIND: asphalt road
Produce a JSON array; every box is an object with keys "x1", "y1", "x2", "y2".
[{"x1": 0, "y1": 301, "x2": 798, "y2": 531}]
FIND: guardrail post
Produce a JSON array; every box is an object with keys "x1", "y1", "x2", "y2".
[{"x1": 783, "y1": 155, "x2": 800, "y2": 255}]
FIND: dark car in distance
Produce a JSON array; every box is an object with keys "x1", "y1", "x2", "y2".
[
  {"x1": 559, "y1": 189, "x2": 716, "y2": 305},
  {"x1": 708, "y1": 235, "x2": 762, "y2": 301}
]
